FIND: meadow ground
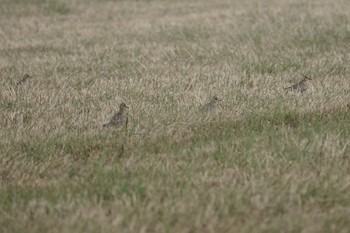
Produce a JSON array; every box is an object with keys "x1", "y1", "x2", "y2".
[{"x1": 0, "y1": 0, "x2": 350, "y2": 232}]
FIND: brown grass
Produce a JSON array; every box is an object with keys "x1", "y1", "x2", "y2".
[{"x1": 1, "y1": 0, "x2": 350, "y2": 232}]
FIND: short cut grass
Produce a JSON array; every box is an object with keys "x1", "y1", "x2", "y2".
[{"x1": 1, "y1": 0, "x2": 350, "y2": 232}]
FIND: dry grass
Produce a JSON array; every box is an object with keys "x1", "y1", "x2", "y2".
[{"x1": 1, "y1": 0, "x2": 350, "y2": 232}]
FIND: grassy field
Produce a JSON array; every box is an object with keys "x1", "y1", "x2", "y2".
[{"x1": 1, "y1": 0, "x2": 350, "y2": 232}]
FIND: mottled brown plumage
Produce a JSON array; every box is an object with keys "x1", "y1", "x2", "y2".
[
  {"x1": 103, "y1": 103, "x2": 128, "y2": 128},
  {"x1": 200, "y1": 95, "x2": 222, "y2": 113},
  {"x1": 16, "y1": 74, "x2": 32, "y2": 86},
  {"x1": 285, "y1": 76, "x2": 312, "y2": 93}
]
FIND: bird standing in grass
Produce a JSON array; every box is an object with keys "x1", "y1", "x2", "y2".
[
  {"x1": 16, "y1": 74, "x2": 33, "y2": 87},
  {"x1": 200, "y1": 95, "x2": 222, "y2": 113},
  {"x1": 103, "y1": 102, "x2": 128, "y2": 129},
  {"x1": 285, "y1": 76, "x2": 312, "y2": 93}
]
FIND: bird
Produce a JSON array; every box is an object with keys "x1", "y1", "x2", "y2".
[
  {"x1": 200, "y1": 95, "x2": 222, "y2": 113},
  {"x1": 103, "y1": 102, "x2": 128, "y2": 128},
  {"x1": 284, "y1": 75, "x2": 312, "y2": 93},
  {"x1": 16, "y1": 74, "x2": 33, "y2": 87}
]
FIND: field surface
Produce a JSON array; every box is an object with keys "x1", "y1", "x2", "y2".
[{"x1": 1, "y1": 0, "x2": 350, "y2": 232}]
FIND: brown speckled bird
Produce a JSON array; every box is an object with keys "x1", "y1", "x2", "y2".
[
  {"x1": 285, "y1": 76, "x2": 312, "y2": 93},
  {"x1": 200, "y1": 95, "x2": 222, "y2": 113},
  {"x1": 16, "y1": 74, "x2": 32, "y2": 86},
  {"x1": 103, "y1": 103, "x2": 128, "y2": 128}
]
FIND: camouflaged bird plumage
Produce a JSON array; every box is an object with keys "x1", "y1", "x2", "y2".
[
  {"x1": 103, "y1": 103, "x2": 128, "y2": 128},
  {"x1": 285, "y1": 76, "x2": 312, "y2": 93},
  {"x1": 200, "y1": 95, "x2": 222, "y2": 113}
]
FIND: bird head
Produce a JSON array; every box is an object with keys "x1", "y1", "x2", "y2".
[
  {"x1": 303, "y1": 75, "x2": 312, "y2": 81},
  {"x1": 23, "y1": 74, "x2": 32, "y2": 79},
  {"x1": 212, "y1": 95, "x2": 222, "y2": 102},
  {"x1": 119, "y1": 102, "x2": 128, "y2": 112}
]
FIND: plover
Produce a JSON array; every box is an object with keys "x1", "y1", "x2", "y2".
[
  {"x1": 200, "y1": 95, "x2": 222, "y2": 113},
  {"x1": 103, "y1": 102, "x2": 128, "y2": 128},
  {"x1": 285, "y1": 76, "x2": 312, "y2": 93},
  {"x1": 16, "y1": 74, "x2": 32, "y2": 87}
]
